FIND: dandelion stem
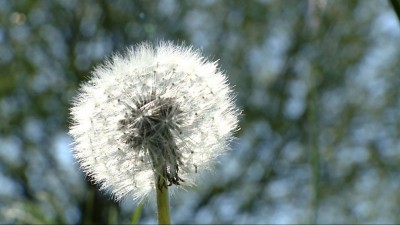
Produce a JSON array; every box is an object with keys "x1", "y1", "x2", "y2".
[{"x1": 156, "y1": 182, "x2": 171, "y2": 224}]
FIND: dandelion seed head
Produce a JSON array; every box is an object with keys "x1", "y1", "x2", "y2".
[{"x1": 69, "y1": 41, "x2": 240, "y2": 201}]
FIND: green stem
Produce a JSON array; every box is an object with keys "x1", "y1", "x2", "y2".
[
  {"x1": 308, "y1": 71, "x2": 320, "y2": 224},
  {"x1": 156, "y1": 183, "x2": 171, "y2": 224},
  {"x1": 131, "y1": 202, "x2": 143, "y2": 224}
]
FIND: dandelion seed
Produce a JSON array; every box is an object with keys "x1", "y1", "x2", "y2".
[{"x1": 69, "y1": 41, "x2": 240, "y2": 202}]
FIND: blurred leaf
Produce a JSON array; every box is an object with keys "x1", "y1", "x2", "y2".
[{"x1": 131, "y1": 203, "x2": 143, "y2": 225}]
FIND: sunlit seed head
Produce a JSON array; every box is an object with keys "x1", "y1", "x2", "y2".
[{"x1": 69, "y1": 41, "x2": 240, "y2": 201}]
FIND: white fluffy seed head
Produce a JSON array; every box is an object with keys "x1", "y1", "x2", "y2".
[{"x1": 69, "y1": 41, "x2": 240, "y2": 201}]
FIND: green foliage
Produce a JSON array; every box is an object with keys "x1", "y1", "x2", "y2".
[{"x1": 131, "y1": 203, "x2": 143, "y2": 225}]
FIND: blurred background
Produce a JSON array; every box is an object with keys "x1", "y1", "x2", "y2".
[{"x1": 1, "y1": 0, "x2": 400, "y2": 224}]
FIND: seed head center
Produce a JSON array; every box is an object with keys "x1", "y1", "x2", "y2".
[{"x1": 118, "y1": 93, "x2": 185, "y2": 189}]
